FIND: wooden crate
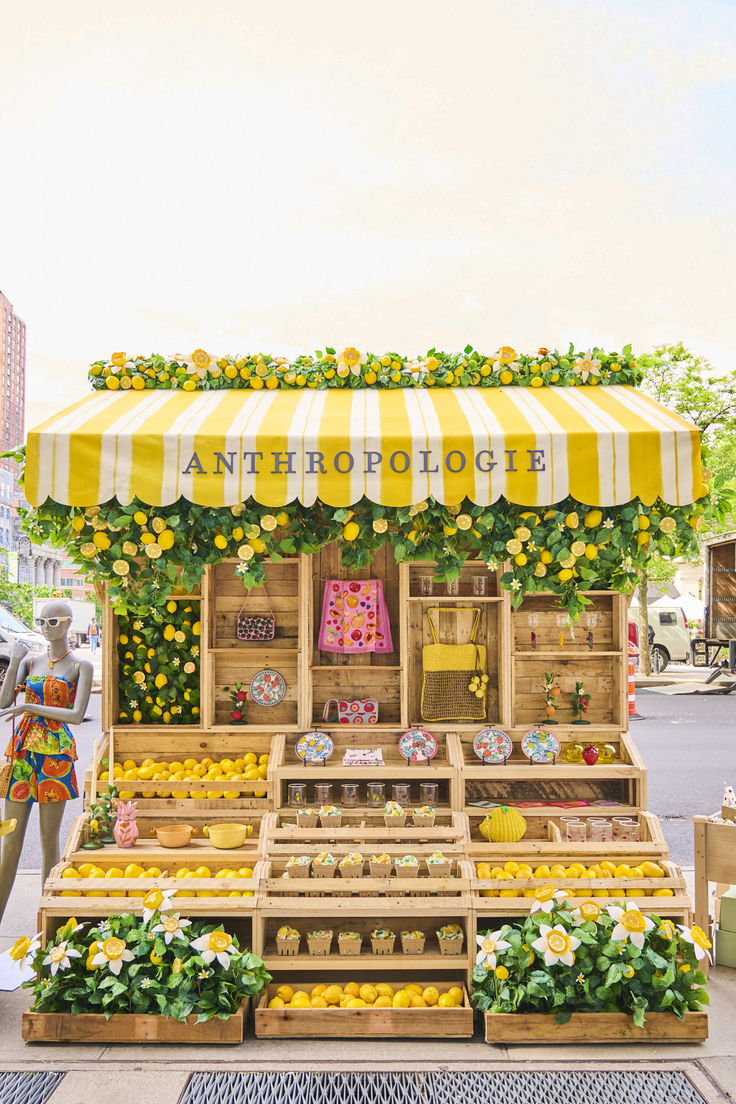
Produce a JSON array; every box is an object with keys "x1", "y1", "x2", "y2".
[
  {"x1": 483, "y1": 1010, "x2": 708, "y2": 1044},
  {"x1": 405, "y1": 593, "x2": 507, "y2": 729},
  {"x1": 448, "y1": 729, "x2": 647, "y2": 815},
  {"x1": 258, "y1": 857, "x2": 471, "y2": 903},
  {"x1": 263, "y1": 810, "x2": 470, "y2": 853},
  {"x1": 87, "y1": 727, "x2": 278, "y2": 812},
  {"x1": 23, "y1": 999, "x2": 250, "y2": 1044},
  {"x1": 465, "y1": 810, "x2": 668, "y2": 858},
  {"x1": 254, "y1": 903, "x2": 473, "y2": 977},
  {"x1": 510, "y1": 592, "x2": 628, "y2": 730},
  {"x1": 471, "y1": 857, "x2": 691, "y2": 922},
  {"x1": 62, "y1": 812, "x2": 266, "y2": 864},
  {"x1": 271, "y1": 729, "x2": 459, "y2": 813},
  {"x1": 37, "y1": 898, "x2": 257, "y2": 947},
  {"x1": 693, "y1": 816, "x2": 736, "y2": 972},
  {"x1": 255, "y1": 983, "x2": 473, "y2": 1038}
]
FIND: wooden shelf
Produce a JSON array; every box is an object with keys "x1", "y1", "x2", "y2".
[
  {"x1": 512, "y1": 650, "x2": 621, "y2": 658},
  {"x1": 407, "y1": 596, "x2": 504, "y2": 604},
  {"x1": 262, "y1": 949, "x2": 466, "y2": 971}
]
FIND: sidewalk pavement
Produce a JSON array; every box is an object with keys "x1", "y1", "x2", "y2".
[{"x1": 1, "y1": 872, "x2": 735, "y2": 1103}]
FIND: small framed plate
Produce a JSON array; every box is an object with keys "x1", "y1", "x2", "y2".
[
  {"x1": 249, "y1": 669, "x2": 286, "y2": 707},
  {"x1": 296, "y1": 731, "x2": 335, "y2": 764},
  {"x1": 399, "y1": 728, "x2": 438, "y2": 763},
  {"x1": 473, "y1": 727, "x2": 512, "y2": 763},
  {"x1": 521, "y1": 727, "x2": 561, "y2": 763}
]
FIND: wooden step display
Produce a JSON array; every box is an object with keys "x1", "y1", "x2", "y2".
[
  {"x1": 62, "y1": 812, "x2": 266, "y2": 863},
  {"x1": 465, "y1": 810, "x2": 668, "y2": 859},
  {"x1": 471, "y1": 856, "x2": 691, "y2": 924},
  {"x1": 86, "y1": 727, "x2": 276, "y2": 813},
  {"x1": 271, "y1": 729, "x2": 459, "y2": 813},
  {"x1": 255, "y1": 983, "x2": 473, "y2": 1038},
  {"x1": 23, "y1": 999, "x2": 250, "y2": 1044},
  {"x1": 448, "y1": 729, "x2": 647, "y2": 815},
  {"x1": 262, "y1": 810, "x2": 470, "y2": 854},
  {"x1": 258, "y1": 856, "x2": 472, "y2": 903}
]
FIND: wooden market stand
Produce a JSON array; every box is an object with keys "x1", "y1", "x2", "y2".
[{"x1": 38, "y1": 547, "x2": 698, "y2": 1040}]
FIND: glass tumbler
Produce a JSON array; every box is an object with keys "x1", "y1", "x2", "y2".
[
  {"x1": 313, "y1": 781, "x2": 333, "y2": 806},
  {"x1": 391, "y1": 782, "x2": 411, "y2": 805},
  {"x1": 419, "y1": 782, "x2": 439, "y2": 806},
  {"x1": 288, "y1": 782, "x2": 306, "y2": 807},
  {"x1": 612, "y1": 818, "x2": 640, "y2": 842},
  {"x1": 340, "y1": 782, "x2": 359, "y2": 808},
  {"x1": 472, "y1": 575, "x2": 487, "y2": 596},
  {"x1": 420, "y1": 575, "x2": 433, "y2": 596},
  {"x1": 563, "y1": 818, "x2": 586, "y2": 843},
  {"x1": 588, "y1": 818, "x2": 613, "y2": 843},
  {"x1": 446, "y1": 578, "x2": 460, "y2": 596},
  {"x1": 367, "y1": 782, "x2": 386, "y2": 808}
]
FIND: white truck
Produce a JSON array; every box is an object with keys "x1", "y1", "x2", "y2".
[{"x1": 33, "y1": 597, "x2": 96, "y2": 644}]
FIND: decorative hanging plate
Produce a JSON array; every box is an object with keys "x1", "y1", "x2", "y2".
[
  {"x1": 521, "y1": 727, "x2": 561, "y2": 763},
  {"x1": 296, "y1": 731, "x2": 335, "y2": 764},
  {"x1": 398, "y1": 728, "x2": 438, "y2": 763},
  {"x1": 249, "y1": 669, "x2": 286, "y2": 707},
  {"x1": 473, "y1": 727, "x2": 513, "y2": 763}
]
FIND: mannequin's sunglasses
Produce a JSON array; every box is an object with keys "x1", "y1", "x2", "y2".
[{"x1": 35, "y1": 616, "x2": 72, "y2": 628}]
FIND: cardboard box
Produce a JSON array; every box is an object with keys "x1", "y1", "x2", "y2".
[{"x1": 716, "y1": 926, "x2": 736, "y2": 969}]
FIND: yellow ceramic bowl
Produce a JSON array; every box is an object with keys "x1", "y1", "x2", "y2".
[
  {"x1": 204, "y1": 822, "x2": 248, "y2": 849},
  {"x1": 156, "y1": 823, "x2": 193, "y2": 848}
]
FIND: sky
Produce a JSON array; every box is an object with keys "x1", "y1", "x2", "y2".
[{"x1": 2, "y1": 0, "x2": 736, "y2": 426}]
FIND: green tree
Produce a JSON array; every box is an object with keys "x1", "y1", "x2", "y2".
[{"x1": 636, "y1": 343, "x2": 736, "y2": 672}]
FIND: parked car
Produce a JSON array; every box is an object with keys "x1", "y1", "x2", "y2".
[
  {"x1": 630, "y1": 604, "x2": 690, "y2": 672},
  {"x1": 0, "y1": 606, "x2": 46, "y2": 688}
]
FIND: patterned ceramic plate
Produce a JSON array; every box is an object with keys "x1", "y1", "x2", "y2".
[
  {"x1": 398, "y1": 728, "x2": 438, "y2": 763},
  {"x1": 521, "y1": 727, "x2": 561, "y2": 763},
  {"x1": 249, "y1": 669, "x2": 286, "y2": 707},
  {"x1": 296, "y1": 731, "x2": 335, "y2": 763},
  {"x1": 473, "y1": 727, "x2": 513, "y2": 763}
]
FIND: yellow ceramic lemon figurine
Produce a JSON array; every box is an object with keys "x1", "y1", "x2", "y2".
[{"x1": 486, "y1": 805, "x2": 527, "y2": 843}]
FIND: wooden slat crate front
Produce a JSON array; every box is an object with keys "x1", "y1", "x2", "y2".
[
  {"x1": 465, "y1": 811, "x2": 668, "y2": 858},
  {"x1": 263, "y1": 810, "x2": 470, "y2": 853},
  {"x1": 483, "y1": 1010, "x2": 708, "y2": 1044},
  {"x1": 63, "y1": 812, "x2": 266, "y2": 862},
  {"x1": 23, "y1": 999, "x2": 250, "y2": 1044}
]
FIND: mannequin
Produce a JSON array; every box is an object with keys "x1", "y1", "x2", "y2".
[{"x1": 0, "y1": 600, "x2": 92, "y2": 923}]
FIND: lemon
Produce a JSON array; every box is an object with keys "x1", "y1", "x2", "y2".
[
  {"x1": 423, "y1": 986, "x2": 439, "y2": 1006},
  {"x1": 310, "y1": 995, "x2": 328, "y2": 1007},
  {"x1": 323, "y1": 985, "x2": 342, "y2": 1005},
  {"x1": 214, "y1": 534, "x2": 228, "y2": 550},
  {"x1": 447, "y1": 986, "x2": 464, "y2": 1006},
  {"x1": 392, "y1": 990, "x2": 411, "y2": 1008},
  {"x1": 359, "y1": 983, "x2": 377, "y2": 1004},
  {"x1": 638, "y1": 515, "x2": 650, "y2": 530},
  {"x1": 343, "y1": 521, "x2": 360, "y2": 542},
  {"x1": 343, "y1": 981, "x2": 360, "y2": 997},
  {"x1": 409, "y1": 994, "x2": 427, "y2": 1007},
  {"x1": 375, "y1": 982, "x2": 394, "y2": 998},
  {"x1": 268, "y1": 996, "x2": 285, "y2": 1009},
  {"x1": 61, "y1": 866, "x2": 79, "y2": 879},
  {"x1": 93, "y1": 531, "x2": 111, "y2": 550},
  {"x1": 437, "y1": 993, "x2": 456, "y2": 1008}
]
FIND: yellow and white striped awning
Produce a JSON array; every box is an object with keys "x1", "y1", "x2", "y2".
[{"x1": 25, "y1": 384, "x2": 705, "y2": 509}]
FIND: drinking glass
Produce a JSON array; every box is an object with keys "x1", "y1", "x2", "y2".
[
  {"x1": 367, "y1": 782, "x2": 385, "y2": 808},
  {"x1": 419, "y1": 782, "x2": 439, "y2": 805},
  {"x1": 313, "y1": 782, "x2": 333, "y2": 805},
  {"x1": 446, "y1": 578, "x2": 460, "y2": 596},
  {"x1": 420, "y1": 575, "x2": 433, "y2": 596},
  {"x1": 565, "y1": 821, "x2": 587, "y2": 843},
  {"x1": 341, "y1": 783, "x2": 359, "y2": 808},
  {"x1": 392, "y1": 782, "x2": 411, "y2": 804},
  {"x1": 588, "y1": 818, "x2": 612, "y2": 843},
  {"x1": 472, "y1": 575, "x2": 487, "y2": 596},
  {"x1": 288, "y1": 783, "x2": 306, "y2": 807}
]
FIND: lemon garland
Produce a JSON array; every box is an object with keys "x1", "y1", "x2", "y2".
[
  {"x1": 22, "y1": 494, "x2": 703, "y2": 621},
  {"x1": 89, "y1": 344, "x2": 642, "y2": 392}
]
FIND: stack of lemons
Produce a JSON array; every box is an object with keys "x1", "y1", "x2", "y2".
[
  {"x1": 267, "y1": 981, "x2": 464, "y2": 1010},
  {"x1": 59, "y1": 862, "x2": 255, "y2": 897},
  {"x1": 99, "y1": 753, "x2": 269, "y2": 800},
  {"x1": 476, "y1": 859, "x2": 673, "y2": 898}
]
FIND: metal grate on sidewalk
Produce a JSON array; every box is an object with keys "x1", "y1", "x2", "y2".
[
  {"x1": 179, "y1": 1070, "x2": 708, "y2": 1104},
  {"x1": 0, "y1": 1072, "x2": 64, "y2": 1104}
]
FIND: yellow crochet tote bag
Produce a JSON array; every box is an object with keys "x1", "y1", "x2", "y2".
[{"x1": 420, "y1": 607, "x2": 487, "y2": 722}]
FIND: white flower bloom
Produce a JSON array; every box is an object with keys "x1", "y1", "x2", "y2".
[
  {"x1": 151, "y1": 913, "x2": 192, "y2": 945},
  {"x1": 140, "y1": 977, "x2": 153, "y2": 988},
  {"x1": 190, "y1": 929, "x2": 236, "y2": 970},
  {"x1": 607, "y1": 902, "x2": 655, "y2": 949},
  {"x1": 603, "y1": 518, "x2": 614, "y2": 529},
  {"x1": 510, "y1": 579, "x2": 522, "y2": 591},
  {"x1": 141, "y1": 887, "x2": 177, "y2": 924},
  {"x1": 475, "y1": 930, "x2": 511, "y2": 971},
  {"x1": 573, "y1": 350, "x2": 602, "y2": 383},
  {"x1": 92, "y1": 937, "x2": 135, "y2": 975},
  {"x1": 678, "y1": 924, "x2": 712, "y2": 963},
  {"x1": 42, "y1": 940, "x2": 82, "y2": 977},
  {"x1": 530, "y1": 886, "x2": 570, "y2": 914},
  {"x1": 531, "y1": 924, "x2": 580, "y2": 967},
  {"x1": 335, "y1": 347, "x2": 367, "y2": 376}
]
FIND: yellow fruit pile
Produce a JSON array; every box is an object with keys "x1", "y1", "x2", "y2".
[
  {"x1": 59, "y1": 862, "x2": 255, "y2": 898},
  {"x1": 100, "y1": 753, "x2": 269, "y2": 799},
  {"x1": 476, "y1": 859, "x2": 674, "y2": 898},
  {"x1": 267, "y1": 981, "x2": 464, "y2": 1010}
]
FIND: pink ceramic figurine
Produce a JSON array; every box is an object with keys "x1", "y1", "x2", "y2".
[{"x1": 113, "y1": 801, "x2": 139, "y2": 848}]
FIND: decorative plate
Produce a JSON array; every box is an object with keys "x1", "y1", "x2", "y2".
[
  {"x1": 296, "y1": 731, "x2": 335, "y2": 764},
  {"x1": 398, "y1": 728, "x2": 438, "y2": 763},
  {"x1": 521, "y1": 727, "x2": 561, "y2": 763},
  {"x1": 249, "y1": 669, "x2": 286, "y2": 707},
  {"x1": 473, "y1": 727, "x2": 513, "y2": 763}
]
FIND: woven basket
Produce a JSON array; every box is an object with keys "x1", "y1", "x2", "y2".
[
  {"x1": 370, "y1": 935, "x2": 396, "y2": 955},
  {"x1": 401, "y1": 935, "x2": 426, "y2": 956},
  {"x1": 307, "y1": 935, "x2": 333, "y2": 956},
  {"x1": 421, "y1": 669, "x2": 486, "y2": 722},
  {"x1": 276, "y1": 936, "x2": 301, "y2": 957},
  {"x1": 438, "y1": 937, "x2": 464, "y2": 956},
  {"x1": 338, "y1": 935, "x2": 362, "y2": 957}
]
